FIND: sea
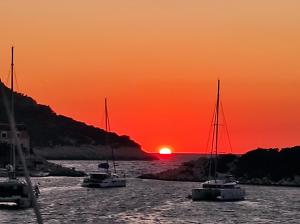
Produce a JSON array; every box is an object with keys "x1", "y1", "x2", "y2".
[{"x1": 0, "y1": 154, "x2": 299, "y2": 224}]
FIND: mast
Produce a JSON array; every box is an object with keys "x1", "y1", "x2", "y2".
[
  {"x1": 11, "y1": 46, "x2": 16, "y2": 178},
  {"x1": 105, "y1": 98, "x2": 117, "y2": 173},
  {"x1": 11, "y1": 46, "x2": 14, "y2": 118},
  {"x1": 214, "y1": 79, "x2": 220, "y2": 181}
]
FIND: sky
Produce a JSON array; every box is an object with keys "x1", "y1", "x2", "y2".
[{"x1": 0, "y1": 0, "x2": 299, "y2": 153}]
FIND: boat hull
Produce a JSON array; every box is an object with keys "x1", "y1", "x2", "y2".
[
  {"x1": 0, "y1": 196, "x2": 32, "y2": 208},
  {"x1": 192, "y1": 187, "x2": 245, "y2": 201},
  {"x1": 82, "y1": 178, "x2": 126, "y2": 188},
  {"x1": 0, "y1": 179, "x2": 33, "y2": 208}
]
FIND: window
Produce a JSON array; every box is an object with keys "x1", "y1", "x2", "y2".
[{"x1": 1, "y1": 132, "x2": 7, "y2": 139}]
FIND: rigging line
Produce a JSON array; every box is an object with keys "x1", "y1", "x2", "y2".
[
  {"x1": 11, "y1": 46, "x2": 15, "y2": 175},
  {"x1": 220, "y1": 101, "x2": 233, "y2": 153},
  {"x1": 214, "y1": 79, "x2": 221, "y2": 181},
  {"x1": 5, "y1": 69, "x2": 10, "y2": 86},
  {"x1": 100, "y1": 109, "x2": 105, "y2": 130},
  {"x1": 106, "y1": 105, "x2": 111, "y2": 132},
  {"x1": 6, "y1": 69, "x2": 13, "y2": 167},
  {"x1": 105, "y1": 98, "x2": 117, "y2": 173},
  {"x1": 104, "y1": 98, "x2": 110, "y2": 168},
  {"x1": 218, "y1": 128, "x2": 227, "y2": 154},
  {"x1": 204, "y1": 105, "x2": 216, "y2": 155},
  {"x1": 13, "y1": 68, "x2": 20, "y2": 91},
  {"x1": 5, "y1": 70, "x2": 13, "y2": 167},
  {"x1": 105, "y1": 98, "x2": 109, "y2": 131},
  {"x1": 206, "y1": 105, "x2": 216, "y2": 180},
  {"x1": 208, "y1": 102, "x2": 217, "y2": 180},
  {"x1": 1, "y1": 87, "x2": 43, "y2": 224}
]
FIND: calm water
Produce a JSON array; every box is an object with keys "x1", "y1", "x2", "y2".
[{"x1": 0, "y1": 154, "x2": 299, "y2": 224}]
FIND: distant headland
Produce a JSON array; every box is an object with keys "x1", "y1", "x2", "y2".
[
  {"x1": 0, "y1": 81, "x2": 156, "y2": 161},
  {"x1": 139, "y1": 146, "x2": 300, "y2": 187}
]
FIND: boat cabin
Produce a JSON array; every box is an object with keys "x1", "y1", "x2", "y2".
[
  {"x1": 203, "y1": 182, "x2": 237, "y2": 189},
  {"x1": 89, "y1": 173, "x2": 110, "y2": 180}
]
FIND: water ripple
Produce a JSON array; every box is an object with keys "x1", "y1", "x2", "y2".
[{"x1": 0, "y1": 158, "x2": 299, "y2": 223}]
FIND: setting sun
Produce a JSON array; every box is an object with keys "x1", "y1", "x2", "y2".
[{"x1": 159, "y1": 147, "x2": 172, "y2": 155}]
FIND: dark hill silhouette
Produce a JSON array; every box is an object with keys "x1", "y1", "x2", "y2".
[
  {"x1": 0, "y1": 81, "x2": 155, "y2": 160},
  {"x1": 234, "y1": 146, "x2": 300, "y2": 182},
  {"x1": 139, "y1": 147, "x2": 300, "y2": 186}
]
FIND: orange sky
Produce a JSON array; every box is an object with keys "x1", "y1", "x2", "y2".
[{"x1": 0, "y1": 0, "x2": 299, "y2": 153}]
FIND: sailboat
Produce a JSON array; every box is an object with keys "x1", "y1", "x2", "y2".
[
  {"x1": 192, "y1": 80, "x2": 245, "y2": 201},
  {"x1": 0, "y1": 47, "x2": 40, "y2": 208},
  {"x1": 82, "y1": 98, "x2": 126, "y2": 188}
]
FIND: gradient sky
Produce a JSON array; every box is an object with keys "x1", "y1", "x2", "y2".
[{"x1": 0, "y1": 0, "x2": 299, "y2": 153}]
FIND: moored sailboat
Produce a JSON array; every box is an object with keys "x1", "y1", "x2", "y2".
[
  {"x1": 0, "y1": 47, "x2": 40, "y2": 208},
  {"x1": 192, "y1": 80, "x2": 245, "y2": 201},
  {"x1": 82, "y1": 98, "x2": 126, "y2": 188}
]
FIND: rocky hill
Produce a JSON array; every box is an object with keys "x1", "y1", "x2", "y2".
[
  {"x1": 0, "y1": 82, "x2": 156, "y2": 160},
  {"x1": 139, "y1": 146, "x2": 300, "y2": 186}
]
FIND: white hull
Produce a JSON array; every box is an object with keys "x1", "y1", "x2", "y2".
[
  {"x1": 100, "y1": 178, "x2": 126, "y2": 188},
  {"x1": 82, "y1": 174, "x2": 126, "y2": 188},
  {"x1": 192, "y1": 187, "x2": 245, "y2": 201},
  {"x1": 0, "y1": 179, "x2": 33, "y2": 208},
  {"x1": 0, "y1": 196, "x2": 32, "y2": 208},
  {"x1": 82, "y1": 179, "x2": 126, "y2": 188}
]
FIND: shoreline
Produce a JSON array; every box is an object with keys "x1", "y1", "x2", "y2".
[
  {"x1": 46, "y1": 158, "x2": 156, "y2": 161},
  {"x1": 34, "y1": 145, "x2": 158, "y2": 161},
  {"x1": 138, "y1": 147, "x2": 300, "y2": 188},
  {"x1": 138, "y1": 174, "x2": 300, "y2": 187}
]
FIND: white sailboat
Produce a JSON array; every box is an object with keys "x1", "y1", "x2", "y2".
[
  {"x1": 82, "y1": 98, "x2": 126, "y2": 188},
  {"x1": 192, "y1": 80, "x2": 245, "y2": 201}
]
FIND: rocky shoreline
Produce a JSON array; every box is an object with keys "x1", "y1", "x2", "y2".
[
  {"x1": 43, "y1": 160, "x2": 86, "y2": 177},
  {"x1": 237, "y1": 176, "x2": 300, "y2": 187},
  {"x1": 139, "y1": 172, "x2": 300, "y2": 187},
  {"x1": 139, "y1": 147, "x2": 300, "y2": 187},
  {"x1": 34, "y1": 145, "x2": 157, "y2": 161},
  {"x1": 0, "y1": 155, "x2": 86, "y2": 178},
  {"x1": 1, "y1": 144, "x2": 156, "y2": 177}
]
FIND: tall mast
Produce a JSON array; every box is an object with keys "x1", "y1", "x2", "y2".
[
  {"x1": 214, "y1": 79, "x2": 220, "y2": 181},
  {"x1": 105, "y1": 98, "x2": 116, "y2": 173},
  {"x1": 105, "y1": 98, "x2": 108, "y2": 131},
  {"x1": 104, "y1": 98, "x2": 109, "y2": 170},
  {"x1": 11, "y1": 46, "x2": 14, "y2": 117},
  {"x1": 11, "y1": 46, "x2": 16, "y2": 177}
]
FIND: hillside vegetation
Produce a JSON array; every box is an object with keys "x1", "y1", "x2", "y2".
[{"x1": 0, "y1": 82, "x2": 155, "y2": 160}]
